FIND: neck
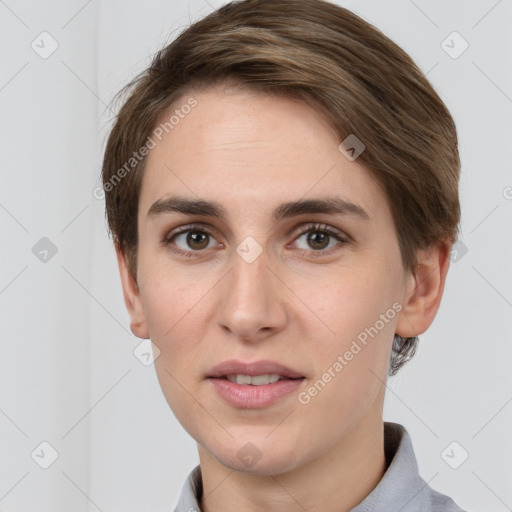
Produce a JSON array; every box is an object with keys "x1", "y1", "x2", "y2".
[{"x1": 198, "y1": 411, "x2": 387, "y2": 512}]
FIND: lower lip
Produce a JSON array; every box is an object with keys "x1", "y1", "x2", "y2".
[{"x1": 209, "y1": 378, "x2": 305, "y2": 408}]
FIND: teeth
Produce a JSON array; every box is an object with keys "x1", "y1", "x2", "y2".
[{"x1": 226, "y1": 373, "x2": 282, "y2": 385}]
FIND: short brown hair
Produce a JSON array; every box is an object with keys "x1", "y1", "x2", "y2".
[{"x1": 101, "y1": 0, "x2": 461, "y2": 375}]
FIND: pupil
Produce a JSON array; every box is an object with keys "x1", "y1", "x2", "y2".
[
  {"x1": 308, "y1": 232, "x2": 328, "y2": 250},
  {"x1": 188, "y1": 231, "x2": 209, "y2": 250}
]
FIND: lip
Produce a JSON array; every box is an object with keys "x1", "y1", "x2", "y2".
[
  {"x1": 209, "y1": 378, "x2": 304, "y2": 408},
  {"x1": 207, "y1": 359, "x2": 305, "y2": 409},
  {"x1": 207, "y1": 359, "x2": 305, "y2": 379}
]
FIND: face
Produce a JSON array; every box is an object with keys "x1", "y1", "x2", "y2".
[{"x1": 117, "y1": 84, "x2": 445, "y2": 475}]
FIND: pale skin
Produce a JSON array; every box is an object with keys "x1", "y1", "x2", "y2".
[{"x1": 116, "y1": 83, "x2": 451, "y2": 512}]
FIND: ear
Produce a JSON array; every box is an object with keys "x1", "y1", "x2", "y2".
[
  {"x1": 115, "y1": 243, "x2": 150, "y2": 339},
  {"x1": 395, "y1": 241, "x2": 451, "y2": 338}
]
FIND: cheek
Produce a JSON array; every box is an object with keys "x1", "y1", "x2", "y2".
[
  {"x1": 297, "y1": 263, "x2": 400, "y2": 346},
  {"x1": 292, "y1": 264, "x2": 399, "y2": 409},
  {"x1": 141, "y1": 273, "x2": 212, "y2": 426},
  {"x1": 297, "y1": 274, "x2": 396, "y2": 429},
  {"x1": 142, "y1": 281, "x2": 207, "y2": 352}
]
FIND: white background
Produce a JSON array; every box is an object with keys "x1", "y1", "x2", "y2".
[{"x1": 1, "y1": 0, "x2": 511, "y2": 510}]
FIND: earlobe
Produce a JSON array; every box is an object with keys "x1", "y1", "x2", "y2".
[
  {"x1": 395, "y1": 242, "x2": 451, "y2": 338},
  {"x1": 115, "y1": 243, "x2": 150, "y2": 339}
]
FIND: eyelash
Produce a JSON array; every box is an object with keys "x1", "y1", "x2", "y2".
[{"x1": 161, "y1": 222, "x2": 350, "y2": 259}]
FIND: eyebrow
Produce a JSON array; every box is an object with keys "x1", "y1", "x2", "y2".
[{"x1": 147, "y1": 195, "x2": 370, "y2": 223}]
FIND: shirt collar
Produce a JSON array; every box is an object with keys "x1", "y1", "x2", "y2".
[
  {"x1": 350, "y1": 422, "x2": 432, "y2": 511},
  {"x1": 174, "y1": 422, "x2": 433, "y2": 512}
]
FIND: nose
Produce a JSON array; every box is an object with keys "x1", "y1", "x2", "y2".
[{"x1": 216, "y1": 244, "x2": 287, "y2": 343}]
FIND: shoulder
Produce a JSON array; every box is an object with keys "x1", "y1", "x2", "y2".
[
  {"x1": 383, "y1": 422, "x2": 469, "y2": 512},
  {"x1": 429, "y1": 487, "x2": 468, "y2": 512}
]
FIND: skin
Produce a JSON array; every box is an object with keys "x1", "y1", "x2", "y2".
[{"x1": 116, "y1": 83, "x2": 451, "y2": 512}]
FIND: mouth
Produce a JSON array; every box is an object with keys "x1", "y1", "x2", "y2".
[
  {"x1": 207, "y1": 359, "x2": 305, "y2": 380},
  {"x1": 207, "y1": 359, "x2": 306, "y2": 408},
  {"x1": 219, "y1": 374, "x2": 305, "y2": 385}
]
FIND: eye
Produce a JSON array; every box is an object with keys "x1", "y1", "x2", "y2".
[
  {"x1": 162, "y1": 224, "x2": 221, "y2": 258},
  {"x1": 291, "y1": 223, "x2": 349, "y2": 255},
  {"x1": 162, "y1": 222, "x2": 349, "y2": 259}
]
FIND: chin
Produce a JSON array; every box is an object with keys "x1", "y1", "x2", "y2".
[{"x1": 212, "y1": 438, "x2": 304, "y2": 476}]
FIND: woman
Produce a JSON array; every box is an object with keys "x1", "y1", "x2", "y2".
[{"x1": 101, "y1": 1, "x2": 466, "y2": 510}]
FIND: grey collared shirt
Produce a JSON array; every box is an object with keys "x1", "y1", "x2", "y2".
[{"x1": 173, "y1": 422, "x2": 467, "y2": 512}]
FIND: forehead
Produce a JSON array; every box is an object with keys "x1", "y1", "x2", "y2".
[{"x1": 139, "y1": 86, "x2": 387, "y2": 224}]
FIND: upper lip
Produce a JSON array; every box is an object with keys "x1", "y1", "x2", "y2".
[{"x1": 207, "y1": 359, "x2": 304, "y2": 379}]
